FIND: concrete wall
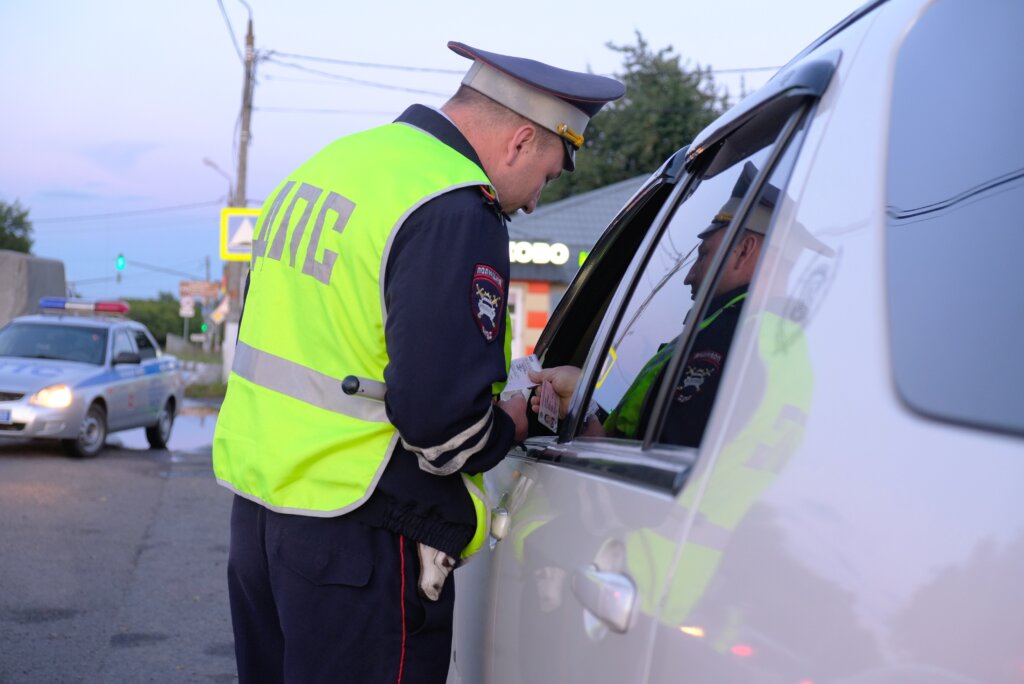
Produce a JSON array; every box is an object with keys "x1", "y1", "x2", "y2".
[{"x1": 0, "y1": 250, "x2": 66, "y2": 327}]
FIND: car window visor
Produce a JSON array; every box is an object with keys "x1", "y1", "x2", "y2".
[{"x1": 685, "y1": 51, "x2": 840, "y2": 171}]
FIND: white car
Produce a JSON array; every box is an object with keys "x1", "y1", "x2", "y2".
[
  {"x1": 451, "y1": 1, "x2": 1024, "y2": 682},
  {"x1": 0, "y1": 299, "x2": 184, "y2": 457}
]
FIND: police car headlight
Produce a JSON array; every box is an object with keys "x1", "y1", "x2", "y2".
[{"x1": 30, "y1": 384, "x2": 74, "y2": 409}]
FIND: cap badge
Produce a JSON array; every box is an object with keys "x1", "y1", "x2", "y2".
[{"x1": 557, "y1": 123, "x2": 584, "y2": 149}]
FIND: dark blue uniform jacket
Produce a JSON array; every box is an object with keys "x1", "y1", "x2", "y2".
[{"x1": 346, "y1": 105, "x2": 516, "y2": 557}]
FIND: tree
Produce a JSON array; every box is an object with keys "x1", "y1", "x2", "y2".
[
  {"x1": 542, "y1": 33, "x2": 728, "y2": 203},
  {"x1": 0, "y1": 198, "x2": 34, "y2": 253},
  {"x1": 125, "y1": 292, "x2": 199, "y2": 347}
]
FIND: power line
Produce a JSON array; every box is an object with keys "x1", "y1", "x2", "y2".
[
  {"x1": 216, "y1": 0, "x2": 244, "y2": 65},
  {"x1": 33, "y1": 200, "x2": 223, "y2": 224},
  {"x1": 267, "y1": 48, "x2": 782, "y2": 78},
  {"x1": 266, "y1": 50, "x2": 464, "y2": 74},
  {"x1": 262, "y1": 56, "x2": 450, "y2": 96},
  {"x1": 255, "y1": 106, "x2": 399, "y2": 115}
]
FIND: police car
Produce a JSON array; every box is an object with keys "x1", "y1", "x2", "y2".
[
  {"x1": 0, "y1": 298, "x2": 184, "y2": 457},
  {"x1": 450, "y1": 0, "x2": 1024, "y2": 682}
]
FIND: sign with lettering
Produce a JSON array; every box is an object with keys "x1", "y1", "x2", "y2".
[
  {"x1": 508, "y1": 241, "x2": 570, "y2": 266},
  {"x1": 179, "y1": 280, "x2": 220, "y2": 300}
]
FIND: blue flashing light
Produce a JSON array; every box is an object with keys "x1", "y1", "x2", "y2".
[
  {"x1": 38, "y1": 298, "x2": 130, "y2": 314},
  {"x1": 39, "y1": 297, "x2": 69, "y2": 310}
]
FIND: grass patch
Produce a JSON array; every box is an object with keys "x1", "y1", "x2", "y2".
[
  {"x1": 172, "y1": 349, "x2": 222, "y2": 364},
  {"x1": 185, "y1": 382, "x2": 228, "y2": 399}
]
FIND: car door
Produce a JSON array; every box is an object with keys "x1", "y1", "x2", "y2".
[
  {"x1": 106, "y1": 327, "x2": 145, "y2": 430},
  {"x1": 474, "y1": 56, "x2": 837, "y2": 684},
  {"x1": 131, "y1": 327, "x2": 166, "y2": 426}
]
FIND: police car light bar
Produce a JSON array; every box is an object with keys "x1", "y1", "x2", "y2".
[{"x1": 39, "y1": 297, "x2": 131, "y2": 315}]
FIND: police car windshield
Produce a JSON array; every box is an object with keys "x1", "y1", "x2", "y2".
[{"x1": 0, "y1": 323, "x2": 109, "y2": 366}]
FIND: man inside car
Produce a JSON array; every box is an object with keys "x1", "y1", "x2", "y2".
[{"x1": 530, "y1": 164, "x2": 774, "y2": 447}]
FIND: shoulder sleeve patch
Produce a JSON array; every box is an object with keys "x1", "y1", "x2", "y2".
[{"x1": 470, "y1": 263, "x2": 505, "y2": 343}]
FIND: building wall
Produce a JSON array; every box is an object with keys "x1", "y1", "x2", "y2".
[{"x1": 507, "y1": 279, "x2": 568, "y2": 358}]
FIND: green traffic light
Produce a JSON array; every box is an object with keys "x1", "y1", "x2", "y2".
[
  {"x1": 115, "y1": 254, "x2": 126, "y2": 270},
  {"x1": 200, "y1": 323, "x2": 208, "y2": 332}
]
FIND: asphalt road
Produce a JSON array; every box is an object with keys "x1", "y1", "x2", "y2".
[{"x1": 0, "y1": 412, "x2": 236, "y2": 683}]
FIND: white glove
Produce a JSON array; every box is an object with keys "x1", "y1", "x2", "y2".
[{"x1": 416, "y1": 543, "x2": 456, "y2": 601}]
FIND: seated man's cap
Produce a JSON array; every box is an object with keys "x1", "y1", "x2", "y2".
[
  {"x1": 699, "y1": 160, "x2": 835, "y2": 259},
  {"x1": 448, "y1": 41, "x2": 626, "y2": 171},
  {"x1": 698, "y1": 161, "x2": 780, "y2": 239}
]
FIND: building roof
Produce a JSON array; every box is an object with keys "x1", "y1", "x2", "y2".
[{"x1": 507, "y1": 175, "x2": 648, "y2": 284}]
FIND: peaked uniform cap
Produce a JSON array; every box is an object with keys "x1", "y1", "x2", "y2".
[
  {"x1": 698, "y1": 161, "x2": 780, "y2": 239},
  {"x1": 448, "y1": 41, "x2": 625, "y2": 171},
  {"x1": 698, "y1": 160, "x2": 836, "y2": 259}
]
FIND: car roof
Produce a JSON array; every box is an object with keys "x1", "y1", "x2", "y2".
[{"x1": 10, "y1": 314, "x2": 144, "y2": 330}]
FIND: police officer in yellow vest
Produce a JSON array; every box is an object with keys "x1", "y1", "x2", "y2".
[{"x1": 212, "y1": 41, "x2": 623, "y2": 684}]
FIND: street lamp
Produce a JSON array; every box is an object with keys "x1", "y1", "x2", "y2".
[{"x1": 202, "y1": 157, "x2": 234, "y2": 205}]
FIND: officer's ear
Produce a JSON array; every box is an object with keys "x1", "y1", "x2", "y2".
[
  {"x1": 733, "y1": 233, "x2": 762, "y2": 265},
  {"x1": 504, "y1": 124, "x2": 539, "y2": 166}
]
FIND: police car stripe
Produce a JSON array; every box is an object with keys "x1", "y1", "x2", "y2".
[
  {"x1": 401, "y1": 408, "x2": 493, "y2": 475},
  {"x1": 232, "y1": 341, "x2": 390, "y2": 423}
]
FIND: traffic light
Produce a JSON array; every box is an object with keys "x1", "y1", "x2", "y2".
[
  {"x1": 200, "y1": 323, "x2": 208, "y2": 333},
  {"x1": 115, "y1": 254, "x2": 126, "y2": 270}
]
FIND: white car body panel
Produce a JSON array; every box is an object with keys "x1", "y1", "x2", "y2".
[{"x1": 450, "y1": 1, "x2": 1024, "y2": 682}]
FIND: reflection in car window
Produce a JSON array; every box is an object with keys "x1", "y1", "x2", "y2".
[
  {"x1": 584, "y1": 111, "x2": 807, "y2": 448},
  {"x1": 887, "y1": 0, "x2": 1024, "y2": 435},
  {"x1": 133, "y1": 330, "x2": 158, "y2": 360},
  {"x1": 0, "y1": 323, "x2": 109, "y2": 365},
  {"x1": 588, "y1": 151, "x2": 772, "y2": 441},
  {"x1": 112, "y1": 330, "x2": 136, "y2": 359},
  {"x1": 656, "y1": 142, "x2": 807, "y2": 447}
]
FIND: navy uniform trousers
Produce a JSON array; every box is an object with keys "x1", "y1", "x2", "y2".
[{"x1": 228, "y1": 495, "x2": 455, "y2": 684}]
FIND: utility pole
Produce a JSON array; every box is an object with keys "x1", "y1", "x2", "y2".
[
  {"x1": 222, "y1": 17, "x2": 256, "y2": 380},
  {"x1": 235, "y1": 19, "x2": 254, "y2": 210}
]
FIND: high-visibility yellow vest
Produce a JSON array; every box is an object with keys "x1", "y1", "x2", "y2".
[
  {"x1": 212, "y1": 122, "x2": 509, "y2": 558},
  {"x1": 627, "y1": 309, "x2": 812, "y2": 625}
]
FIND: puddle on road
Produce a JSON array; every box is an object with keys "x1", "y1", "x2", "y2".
[{"x1": 107, "y1": 400, "x2": 220, "y2": 452}]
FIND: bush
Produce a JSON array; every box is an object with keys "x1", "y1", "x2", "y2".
[{"x1": 184, "y1": 382, "x2": 227, "y2": 399}]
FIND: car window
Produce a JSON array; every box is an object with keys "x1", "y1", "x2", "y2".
[
  {"x1": 538, "y1": 174, "x2": 678, "y2": 373},
  {"x1": 112, "y1": 329, "x2": 136, "y2": 359},
  {"x1": 887, "y1": 0, "x2": 1024, "y2": 436},
  {"x1": 579, "y1": 101, "x2": 810, "y2": 449},
  {"x1": 654, "y1": 140, "x2": 806, "y2": 447},
  {"x1": 0, "y1": 323, "x2": 109, "y2": 366},
  {"x1": 132, "y1": 329, "x2": 158, "y2": 360}
]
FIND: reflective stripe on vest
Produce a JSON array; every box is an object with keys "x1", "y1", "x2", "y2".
[
  {"x1": 232, "y1": 341, "x2": 389, "y2": 423},
  {"x1": 213, "y1": 122, "x2": 507, "y2": 558}
]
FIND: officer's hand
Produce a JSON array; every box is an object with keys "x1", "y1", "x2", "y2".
[
  {"x1": 497, "y1": 393, "x2": 528, "y2": 442},
  {"x1": 528, "y1": 366, "x2": 581, "y2": 419}
]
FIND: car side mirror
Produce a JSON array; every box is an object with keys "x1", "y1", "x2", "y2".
[{"x1": 113, "y1": 351, "x2": 142, "y2": 365}]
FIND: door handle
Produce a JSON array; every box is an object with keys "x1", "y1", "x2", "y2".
[
  {"x1": 490, "y1": 506, "x2": 510, "y2": 541},
  {"x1": 570, "y1": 564, "x2": 636, "y2": 633}
]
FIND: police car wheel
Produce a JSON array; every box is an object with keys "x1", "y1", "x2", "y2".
[
  {"x1": 145, "y1": 400, "x2": 174, "y2": 450},
  {"x1": 62, "y1": 403, "x2": 107, "y2": 458}
]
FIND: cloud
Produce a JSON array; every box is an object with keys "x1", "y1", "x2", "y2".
[{"x1": 82, "y1": 141, "x2": 161, "y2": 173}]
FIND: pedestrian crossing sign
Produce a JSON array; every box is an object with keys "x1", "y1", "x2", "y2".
[{"x1": 220, "y1": 207, "x2": 261, "y2": 262}]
